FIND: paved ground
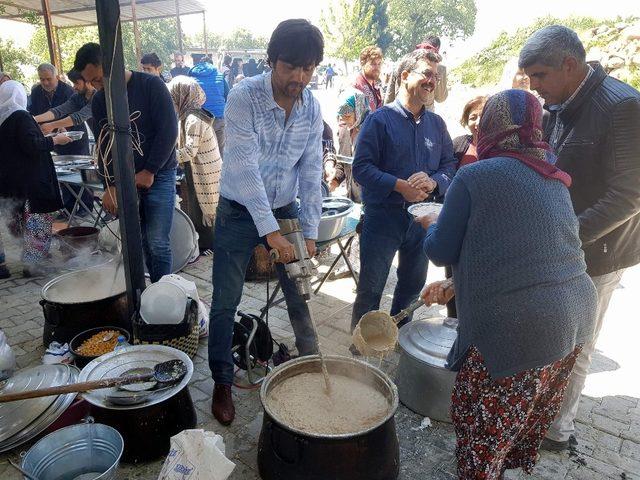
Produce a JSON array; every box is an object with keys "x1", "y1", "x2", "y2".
[{"x1": 0, "y1": 219, "x2": 639, "y2": 480}]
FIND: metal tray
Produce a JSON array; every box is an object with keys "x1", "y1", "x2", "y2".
[
  {"x1": 0, "y1": 365, "x2": 79, "y2": 452},
  {"x1": 78, "y1": 345, "x2": 193, "y2": 410}
]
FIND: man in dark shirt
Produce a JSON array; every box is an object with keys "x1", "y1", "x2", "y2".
[
  {"x1": 350, "y1": 49, "x2": 456, "y2": 338},
  {"x1": 74, "y1": 42, "x2": 179, "y2": 282},
  {"x1": 170, "y1": 53, "x2": 191, "y2": 78},
  {"x1": 28, "y1": 63, "x2": 89, "y2": 156}
]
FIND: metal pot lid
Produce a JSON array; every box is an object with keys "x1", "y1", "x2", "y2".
[
  {"x1": 398, "y1": 317, "x2": 459, "y2": 368},
  {"x1": 78, "y1": 345, "x2": 193, "y2": 410},
  {"x1": 41, "y1": 265, "x2": 126, "y2": 304},
  {"x1": 0, "y1": 364, "x2": 76, "y2": 445}
]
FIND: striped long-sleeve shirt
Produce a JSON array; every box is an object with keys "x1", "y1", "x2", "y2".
[{"x1": 219, "y1": 72, "x2": 324, "y2": 238}]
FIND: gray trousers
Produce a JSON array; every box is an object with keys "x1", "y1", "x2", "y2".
[{"x1": 546, "y1": 268, "x2": 625, "y2": 442}]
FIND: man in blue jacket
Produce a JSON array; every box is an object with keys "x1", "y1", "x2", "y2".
[
  {"x1": 189, "y1": 59, "x2": 230, "y2": 155},
  {"x1": 351, "y1": 49, "x2": 456, "y2": 339}
]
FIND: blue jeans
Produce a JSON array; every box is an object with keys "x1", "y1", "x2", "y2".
[
  {"x1": 351, "y1": 204, "x2": 428, "y2": 331},
  {"x1": 208, "y1": 197, "x2": 318, "y2": 385},
  {"x1": 139, "y1": 168, "x2": 176, "y2": 282}
]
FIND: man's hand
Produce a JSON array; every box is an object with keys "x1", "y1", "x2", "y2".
[
  {"x1": 40, "y1": 122, "x2": 57, "y2": 135},
  {"x1": 421, "y1": 279, "x2": 455, "y2": 305},
  {"x1": 135, "y1": 169, "x2": 155, "y2": 190},
  {"x1": 415, "y1": 212, "x2": 439, "y2": 230},
  {"x1": 52, "y1": 134, "x2": 72, "y2": 145},
  {"x1": 102, "y1": 185, "x2": 118, "y2": 216},
  {"x1": 266, "y1": 231, "x2": 296, "y2": 264},
  {"x1": 305, "y1": 239, "x2": 317, "y2": 258},
  {"x1": 324, "y1": 161, "x2": 337, "y2": 183},
  {"x1": 408, "y1": 172, "x2": 437, "y2": 193},
  {"x1": 395, "y1": 179, "x2": 428, "y2": 203}
]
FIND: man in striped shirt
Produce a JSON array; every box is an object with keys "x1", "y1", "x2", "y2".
[{"x1": 208, "y1": 19, "x2": 325, "y2": 425}]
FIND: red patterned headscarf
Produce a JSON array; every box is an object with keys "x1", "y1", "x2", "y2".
[
  {"x1": 415, "y1": 42, "x2": 439, "y2": 54},
  {"x1": 477, "y1": 89, "x2": 571, "y2": 187}
]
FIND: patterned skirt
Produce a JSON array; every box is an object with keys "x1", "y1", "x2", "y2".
[{"x1": 452, "y1": 345, "x2": 582, "y2": 479}]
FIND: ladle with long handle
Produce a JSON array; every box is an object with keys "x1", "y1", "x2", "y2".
[
  {"x1": 390, "y1": 298, "x2": 424, "y2": 324},
  {"x1": 0, "y1": 360, "x2": 187, "y2": 403}
]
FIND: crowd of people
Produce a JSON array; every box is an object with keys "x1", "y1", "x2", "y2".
[{"x1": 0, "y1": 16, "x2": 639, "y2": 479}]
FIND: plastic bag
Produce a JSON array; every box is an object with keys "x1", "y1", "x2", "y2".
[
  {"x1": 0, "y1": 330, "x2": 16, "y2": 381},
  {"x1": 157, "y1": 429, "x2": 235, "y2": 480}
]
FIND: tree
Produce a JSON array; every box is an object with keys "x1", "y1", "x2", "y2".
[
  {"x1": 370, "y1": 0, "x2": 392, "y2": 53},
  {"x1": 320, "y1": 0, "x2": 378, "y2": 65},
  {"x1": 0, "y1": 39, "x2": 36, "y2": 84},
  {"x1": 30, "y1": 25, "x2": 99, "y2": 75},
  {"x1": 121, "y1": 18, "x2": 180, "y2": 69},
  {"x1": 386, "y1": 0, "x2": 477, "y2": 60},
  {"x1": 217, "y1": 28, "x2": 268, "y2": 50}
]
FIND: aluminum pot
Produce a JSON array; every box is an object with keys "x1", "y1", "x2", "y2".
[
  {"x1": 21, "y1": 422, "x2": 123, "y2": 480},
  {"x1": 40, "y1": 265, "x2": 130, "y2": 346},
  {"x1": 396, "y1": 317, "x2": 458, "y2": 423},
  {"x1": 258, "y1": 355, "x2": 399, "y2": 480},
  {"x1": 56, "y1": 226, "x2": 100, "y2": 257}
]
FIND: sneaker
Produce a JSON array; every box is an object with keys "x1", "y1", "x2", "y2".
[{"x1": 540, "y1": 435, "x2": 578, "y2": 452}]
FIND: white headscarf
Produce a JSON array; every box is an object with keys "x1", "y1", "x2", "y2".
[{"x1": 0, "y1": 80, "x2": 28, "y2": 127}]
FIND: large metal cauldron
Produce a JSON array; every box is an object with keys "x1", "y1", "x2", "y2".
[
  {"x1": 79, "y1": 345, "x2": 197, "y2": 463},
  {"x1": 396, "y1": 317, "x2": 458, "y2": 423},
  {"x1": 258, "y1": 355, "x2": 399, "y2": 480},
  {"x1": 40, "y1": 265, "x2": 130, "y2": 346}
]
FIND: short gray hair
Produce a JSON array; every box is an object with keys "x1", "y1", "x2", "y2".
[
  {"x1": 396, "y1": 50, "x2": 441, "y2": 80},
  {"x1": 37, "y1": 63, "x2": 57, "y2": 76},
  {"x1": 519, "y1": 25, "x2": 586, "y2": 69}
]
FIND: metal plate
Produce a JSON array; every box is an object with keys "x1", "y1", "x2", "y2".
[
  {"x1": 0, "y1": 365, "x2": 71, "y2": 443},
  {"x1": 78, "y1": 345, "x2": 193, "y2": 410},
  {"x1": 407, "y1": 202, "x2": 443, "y2": 218},
  {"x1": 0, "y1": 365, "x2": 79, "y2": 452}
]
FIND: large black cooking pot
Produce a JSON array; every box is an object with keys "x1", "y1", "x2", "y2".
[
  {"x1": 40, "y1": 265, "x2": 130, "y2": 346},
  {"x1": 90, "y1": 386, "x2": 197, "y2": 463},
  {"x1": 79, "y1": 345, "x2": 197, "y2": 463},
  {"x1": 258, "y1": 355, "x2": 399, "y2": 480}
]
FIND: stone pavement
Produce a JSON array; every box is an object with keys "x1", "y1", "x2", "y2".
[{"x1": 0, "y1": 226, "x2": 639, "y2": 480}]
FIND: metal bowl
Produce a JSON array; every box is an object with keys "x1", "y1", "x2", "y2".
[
  {"x1": 21, "y1": 422, "x2": 123, "y2": 480},
  {"x1": 76, "y1": 165, "x2": 102, "y2": 184},
  {"x1": 317, "y1": 197, "x2": 354, "y2": 242},
  {"x1": 407, "y1": 202, "x2": 443, "y2": 218},
  {"x1": 69, "y1": 326, "x2": 130, "y2": 368}
]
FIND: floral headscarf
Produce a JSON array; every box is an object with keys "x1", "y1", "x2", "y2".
[
  {"x1": 168, "y1": 76, "x2": 211, "y2": 122},
  {"x1": 337, "y1": 89, "x2": 370, "y2": 131},
  {"x1": 477, "y1": 89, "x2": 571, "y2": 187}
]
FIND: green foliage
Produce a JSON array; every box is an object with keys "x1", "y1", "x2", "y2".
[
  {"x1": 29, "y1": 25, "x2": 99, "y2": 76},
  {"x1": 451, "y1": 16, "x2": 635, "y2": 88},
  {"x1": 220, "y1": 28, "x2": 268, "y2": 50},
  {"x1": 386, "y1": 0, "x2": 477, "y2": 60},
  {"x1": 320, "y1": 0, "x2": 379, "y2": 63},
  {"x1": 121, "y1": 18, "x2": 180, "y2": 69},
  {"x1": 0, "y1": 38, "x2": 37, "y2": 84},
  {"x1": 370, "y1": 0, "x2": 392, "y2": 53}
]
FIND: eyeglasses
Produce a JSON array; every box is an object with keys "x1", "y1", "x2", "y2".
[{"x1": 412, "y1": 69, "x2": 441, "y2": 82}]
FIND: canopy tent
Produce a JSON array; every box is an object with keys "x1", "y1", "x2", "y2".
[{"x1": 0, "y1": 0, "x2": 208, "y2": 68}]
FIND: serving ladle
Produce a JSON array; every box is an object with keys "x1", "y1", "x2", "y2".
[{"x1": 0, "y1": 360, "x2": 187, "y2": 403}]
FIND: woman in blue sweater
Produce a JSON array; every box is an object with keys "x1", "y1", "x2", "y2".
[{"x1": 416, "y1": 89, "x2": 597, "y2": 478}]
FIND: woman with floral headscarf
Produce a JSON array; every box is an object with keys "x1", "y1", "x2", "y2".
[
  {"x1": 0, "y1": 80, "x2": 69, "y2": 278},
  {"x1": 415, "y1": 90, "x2": 597, "y2": 478},
  {"x1": 323, "y1": 89, "x2": 370, "y2": 201},
  {"x1": 168, "y1": 76, "x2": 222, "y2": 250}
]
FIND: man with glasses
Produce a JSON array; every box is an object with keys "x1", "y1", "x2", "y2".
[{"x1": 350, "y1": 49, "x2": 456, "y2": 342}]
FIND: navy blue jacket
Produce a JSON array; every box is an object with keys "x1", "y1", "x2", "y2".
[
  {"x1": 353, "y1": 100, "x2": 456, "y2": 205},
  {"x1": 28, "y1": 82, "x2": 89, "y2": 155}
]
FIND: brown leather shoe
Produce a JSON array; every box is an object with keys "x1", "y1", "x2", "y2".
[{"x1": 211, "y1": 384, "x2": 235, "y2": 425}]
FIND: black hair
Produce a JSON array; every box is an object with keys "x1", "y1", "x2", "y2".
[
  {"x1": 425, "y1": 35, "x2": 441, "y2": 49},
  {"x1": 141, "y1": 52, "x2": 162, "y2": 67},
  {"x1": 67, "y1": 69, "x2": 84, "y2": 83},
  {"x1": 74, "y1": 42, "x2": 102, "y2": 72},
  {"x1": 223, "y1": 54, "x2": 232, "y2": 66},
  {"x1": 267, "y1": 19, "x2": 324, "y2": 68}
]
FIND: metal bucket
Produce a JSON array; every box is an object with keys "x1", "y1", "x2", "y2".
[{"x1": 21, "y1": 422, "x2": 123, "y2": 480}]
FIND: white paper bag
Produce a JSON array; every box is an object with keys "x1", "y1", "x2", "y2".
[{"x1": 157, "y1": 429, "x2": 235, "y2": 480}]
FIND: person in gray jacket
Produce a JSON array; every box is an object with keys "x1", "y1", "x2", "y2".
[
  {"x1": 34, "y1": 69, "x2": 96, "y2": 136},
  {"x1": 519, "y1": 25, "x2": 640, "y2": 451}
]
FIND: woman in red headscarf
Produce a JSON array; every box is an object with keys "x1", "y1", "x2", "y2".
[{"x1": 414, "y1": 89, "x2": 597, "y2": 478}]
